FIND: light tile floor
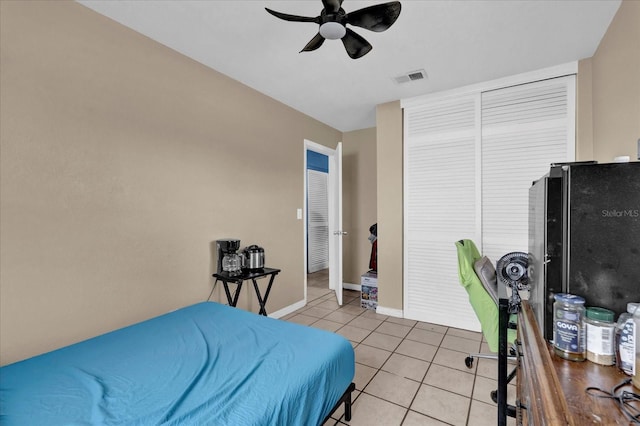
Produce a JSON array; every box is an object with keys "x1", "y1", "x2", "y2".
[{"x1": 281, "y1": 281, "x2": 517, "y2": 426}]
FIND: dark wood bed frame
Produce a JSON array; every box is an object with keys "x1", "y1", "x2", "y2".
[{"x1": 322, "y1": 382, "x2": 356, "y2": 424}]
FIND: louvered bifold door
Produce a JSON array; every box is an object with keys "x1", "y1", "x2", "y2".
[
  {"x1": 308, "y1": 169, "x2": 329, "y2": 273},
  {"x1": 403, "y1": 75, "x2": 575, "y2": 329},
  {"x1": 404, "y1": 95, "x2": 482, "y2": 330},
  {"x1": 480, "y1": 76, "x2": 575, "y2": 262}
]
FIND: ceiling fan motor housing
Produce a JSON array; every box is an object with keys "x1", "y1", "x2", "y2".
[{"x1": 319, "y1": 8, "x2": 347, "y2": 39}]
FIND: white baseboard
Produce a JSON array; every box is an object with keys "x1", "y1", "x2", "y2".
[
  {"x1": 376, "y1": 305, "x2": 404, "y2": 318},
  {"x1": 268, "y1": 282, "x2": 363, "y2": 319},
  {"x1": 269, "y1": 299, "x2": 306, "y2": 319},
  {"x1": 343, "y1": 282, "x2": 360, "y2": 291}
]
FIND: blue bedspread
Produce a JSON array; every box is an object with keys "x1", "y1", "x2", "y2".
[{"x1": 0, "y1": 302, "x2": 355, "y2": 425}]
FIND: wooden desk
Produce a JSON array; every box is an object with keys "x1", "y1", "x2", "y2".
[{"x1": 516, "y1": 301, "x2": 635, "y2": 425}]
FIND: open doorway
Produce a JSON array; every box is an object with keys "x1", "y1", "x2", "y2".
[
  {"x1": 303, "y1": 140, "x2": 344, "y2": 306},
  {"x1": 306, "y1": 149, "x2": 331, "y2": 302},
  {"x1": 307, "y1": 268, "x2": 330, "y2": 303}
]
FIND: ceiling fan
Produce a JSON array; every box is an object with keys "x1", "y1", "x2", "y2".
[{"x1": 265, "y1": 0, "x2": 402, "y2": 59}]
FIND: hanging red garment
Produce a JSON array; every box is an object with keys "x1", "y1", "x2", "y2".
[{"x1": 369, "y1": 240, "x2": 377, "y2": 272}]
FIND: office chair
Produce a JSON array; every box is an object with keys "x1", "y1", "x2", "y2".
[{"x1": 455, "y1": 239, "x2": 518, "y2": 413}]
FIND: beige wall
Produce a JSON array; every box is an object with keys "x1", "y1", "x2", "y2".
[
  {"x1": 375, "y1": 102, "x2": 403, "y2": 311},
  {"x1": 576, "y1": 58, "x2": 594, "y2": 160},
  {"x1": 3, "y1": 0, "x2": 634, "y2": 366},
  {"x1": 588, "y1": 0, "x2": 640, "y2": 162},
  {"x1": 0, "y1": 1, "x2": 342, "y2": 365},
  {"x1": 342, "y1": 128, "x2": 377, "y2": 285}
]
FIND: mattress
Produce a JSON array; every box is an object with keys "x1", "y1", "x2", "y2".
[{"x1": 0, "y1": 302, "x2": 355, "y2": 425}]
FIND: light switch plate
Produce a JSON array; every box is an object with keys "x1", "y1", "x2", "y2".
[{"x1": 297, "y1": 208, "x2": 302, "y2": 220}]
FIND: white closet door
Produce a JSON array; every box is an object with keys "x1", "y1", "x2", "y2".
[
  {"x1": 308, "y1": 169, "x2": 329, "y2": 273},
  {"x1": 481, "y1": 76, "x2": 575, "y2": 262},
  {"x1": 404, "y1": 95, "x2": 482, "y2": 330},
  {"x1": 403, "y1": 75, "x2": 575, "y2": 330}
]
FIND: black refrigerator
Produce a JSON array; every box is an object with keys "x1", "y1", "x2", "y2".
[{"x1": 528, "y1": 162, "x2": 640, "y2": 340}]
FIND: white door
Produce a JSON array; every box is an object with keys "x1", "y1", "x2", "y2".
[
  {"x1": 328, "y1": 142, "x2": 344, "y2": 305},
  {"x1": 304, "y1": 140, "x2": 344, "y2": 305}
]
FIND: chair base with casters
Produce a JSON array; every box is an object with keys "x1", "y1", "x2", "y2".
[
  {"x1": 491, "y1": 390, "x2": 517, "y2": 419},
  {"x1": 464, "y1": 320, "x2": 518, "y2": 368},
  {"x1": 464, "y1": 351, "x2": 516, "y2": 369}
]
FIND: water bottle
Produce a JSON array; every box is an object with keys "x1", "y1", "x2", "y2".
[
  {"x1": 616, "y1": 302, "x2": 639, "y2": 375},
  {"x1": 633, "y1": 306, "x2": 640, "y2": 389}
]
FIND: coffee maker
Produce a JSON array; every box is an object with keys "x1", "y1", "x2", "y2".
[{"x1": 216, "y1": 239, "x2": 242, "y2": 275}]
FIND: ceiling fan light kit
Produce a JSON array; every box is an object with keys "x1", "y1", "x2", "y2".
[
  {"x1": 319, "y1": 22, "x2": 346, "y2": 40},
  {"x1": 265, "y1": 0, "x2": 402, "y2": 59}
]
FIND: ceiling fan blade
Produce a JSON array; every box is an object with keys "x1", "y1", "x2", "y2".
[
  {"x1": 341, "y1": 28, "x2": 372, "y2": 59},
  {"x1": 345, "y1": 1, "x2": 402, "y2": 32},
  {"x1": 300, "y1": 33, "x2": 326, "y2": 53},
  {"x1": 322, "y1": 0, "x2": 343, "y2": 13},
  {"x1": 265, "y1": 8, "x2": 320, "y2": 23}
]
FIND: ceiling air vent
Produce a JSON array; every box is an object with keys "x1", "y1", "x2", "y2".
[{"x1": 394, "y1": 69, "x2": 428, "y2": 84}]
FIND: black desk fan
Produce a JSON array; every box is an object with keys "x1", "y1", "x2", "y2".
[{"x1": 496, "y1": 252, "x2": 529, "y2": 313}]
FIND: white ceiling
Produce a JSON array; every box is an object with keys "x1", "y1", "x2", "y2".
[{"x1": 77, "y1": 0, "x2": 620, "y2": 132}]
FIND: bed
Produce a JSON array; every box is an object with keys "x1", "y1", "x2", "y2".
[{"x1": 0, "y1": 301, "x2": 355, "y2": 425}]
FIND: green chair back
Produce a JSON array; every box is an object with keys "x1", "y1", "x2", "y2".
[{"x1": 455, "y1": 239, "x2": 501, "y2": 352}]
